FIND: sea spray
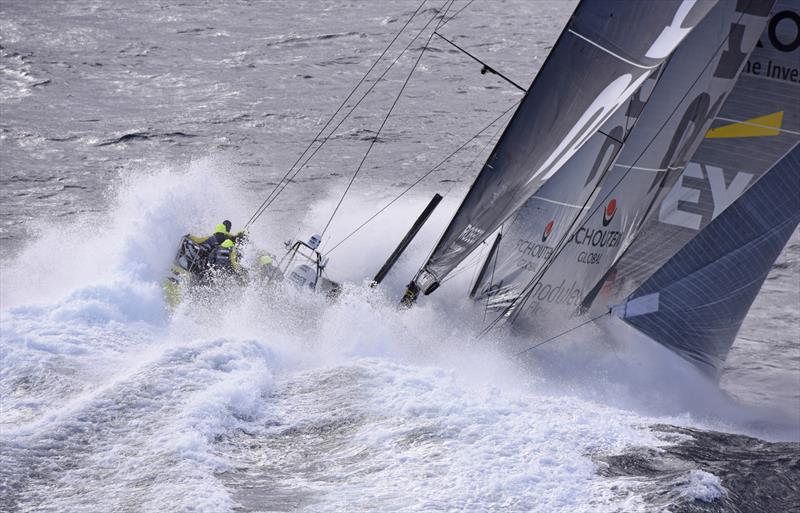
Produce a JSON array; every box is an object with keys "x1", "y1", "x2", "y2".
[{"x1": 1, "y1": 158, "x2": 796, "y2": 513}]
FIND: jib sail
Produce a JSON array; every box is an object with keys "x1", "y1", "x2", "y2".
[
  {"x1": 408, "y1": 0, "x2": 716, "y2": 296},
  {"x1": 471, "y1": 67, "x2": 665, "y2": 308},
  {"x1": 583, "y1": 0, "x2": 798, "y2": 317},
  {"x1": 618, "y1": 144, "x2": 799, "y2": 374}
]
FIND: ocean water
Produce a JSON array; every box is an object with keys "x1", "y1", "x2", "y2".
[{"x1": 1, "y1": 1, "x2": 798, "y2": 512}]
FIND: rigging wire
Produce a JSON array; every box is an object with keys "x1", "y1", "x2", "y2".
[
  {"x1": 482, "y1": 225, "x2": 503, "y2": 322},
  {"x1": 433, "y1": 31, "x2": 527, "y2": 92},
  {"x1": 244, "y1": 0, "x2": 430, "y2": 229},
  {"x1": 263, "y1": 1, "x2": 485, "y2": 228},
  {"x1": 479, "y1": 7, "x2": 755, "y2": 338},
  {"x1": 250, "y1": 0, "x2": 498, "y2": 250},
  {"x1": 319, "y1": 0, "x2": 458, "y2": 240},
  {"x1": 440, "y1": 0, "x2": 476, "y2": 28},
  {"x1": 440, "y1": 243, "x2": 490, "y2": 284},
  {"x1": 248, "y1": 2, "x2": 452, "y2": 228},
  {"x1": 513, "y1": 312, "x2": 610, "y2": 357},
  {"x1": 323, "y1": 99, "x2": 519, "y2": 256},
  {"x1": 251, "y1": 15, "x2": 443, "y2": 229},
  {"x1": 468, "y1": 241, "x2": 486, "y2": 294}
]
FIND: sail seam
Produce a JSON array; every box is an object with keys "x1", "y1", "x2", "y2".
[{"x1": 567, "y1": 29, "x2": 657, "y2": 70}]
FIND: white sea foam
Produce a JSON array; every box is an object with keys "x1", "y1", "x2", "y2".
[
  {"x1": 0, "y1": 160, "x2": 794, "y2": 512},
  {"x1": 676, "y1": 469, "x2": 727, "y2": 503},
  {"x1": 0, "y1": 49, "x2": 38, "y2": 103}
]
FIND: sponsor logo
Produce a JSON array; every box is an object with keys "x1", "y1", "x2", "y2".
[
  {"x1": 705, "y1": 111, "x2": 783, "y2": 139},
  {"x1": 523, "y1": 73, "x2": 645, "y2": 187},
  {"x1": 761, "y1": 9, "x2": 800, "y2": 54},
  {"x1": 516, "y1": 238, "x2": 555, "y2": 261},
  {"x1": 526, "y1": 279, "x2": 584, "y2": 318},
  {"x1": 569, "y1": 220, "x2": 622, "y2": 266},
  {"x1": 659, "y1": 162, "x2": 753, "y2": 230},
  {"x1": 602, "y1": 198, "x2": 617, "y2": 226},
  {"x1": 644, "y1": 0, "x2": 696, "y2": 59},
  {"x1": 577, "y1": 251, "x2": 603, "y2": 265},
  {"x1": 541, "y1": 220, "x2": 554, "y2": 242},
  {"x1": 742, "y1": 9, "x2": 799, "y2": 83},
  {"x1": 530, "y1": 279, "x2": 582, "y2": 306},
  {"x1": 457, "y1": 224, "x2": 485, "y2": 246},
  {"x1": 569, "y1": 226, "x2": 623, "y2": 248}
]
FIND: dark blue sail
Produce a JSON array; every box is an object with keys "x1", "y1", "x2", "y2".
[{"x1": 619, "y1": 144, "x2": 800, "y2": 374}]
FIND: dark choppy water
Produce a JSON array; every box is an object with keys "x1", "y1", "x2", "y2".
[{"x1": 1, "y1": 1, "x2": 798, "y2": 512}]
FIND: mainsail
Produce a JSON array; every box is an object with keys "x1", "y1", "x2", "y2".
[
  {"x1": 408, "y1": 0, "x2": 717, "y2": 296},
  {"x1": 473, "y1": 0, "x2": 775, "y2": 326}
]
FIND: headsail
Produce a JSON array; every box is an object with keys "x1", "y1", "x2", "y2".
[
  {"x1": 474, "y1": 0, "x2": 775, "y2": 326},
  {"x1": 409, "y1": 0, "x2": 717, "y2": 296},
  {"x1": 472, "y1": 67, "x2": 665, "y2": 308},
  {"x1": 490, "y1": 0, "x2": 796, "y2": 375},
  {"x1": 618, "y1": 144, "x2": 799, "y2": 374},
  {"x1": 584, "y1": 0, "x2": 799, "y2": 316}
]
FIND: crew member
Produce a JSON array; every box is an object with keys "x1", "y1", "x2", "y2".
[
  {"x1": 256, "y1": 253, "x2": 283, "y2": 283},
  {"x1": 192, "y1": 220, "x2": 246, "y2": 250},
  {"x1": 190, "y1": 220, "x2": 247, "y2": 280},
  {"x1": 207, "y1": 238, "x2": 243, "y2": 277}
]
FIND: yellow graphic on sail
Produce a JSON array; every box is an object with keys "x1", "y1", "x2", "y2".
[{"x1": 705, "y1": 111, "x2": 783, "y2": 139}]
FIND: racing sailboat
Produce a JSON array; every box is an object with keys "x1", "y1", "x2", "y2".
[
  {"x1": 164, "y1": 231, "x2": 341, "y2": 308},
  {"x1": 405, "y1": 0, "x2": 798, "y2": 375}
]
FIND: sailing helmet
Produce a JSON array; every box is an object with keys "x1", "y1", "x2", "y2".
[
  {"x1": 259, "y1": 254, "x2": 274, "y2": 267},
  {"x1": 308, "y1": 234, "x2": 322, "y2": 250}
]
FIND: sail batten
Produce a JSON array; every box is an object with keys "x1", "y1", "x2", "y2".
[{"x1": 565, "y1": 29, "x2": 661, "y2": 70}]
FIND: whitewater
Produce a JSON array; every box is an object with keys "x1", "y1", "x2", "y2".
[{"x1": 1, "y1": 1, "x2": 798, "y2": 512}]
